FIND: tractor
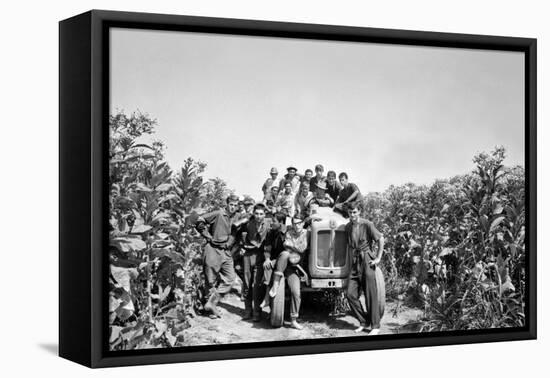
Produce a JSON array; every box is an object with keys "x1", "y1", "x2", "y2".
[{"x1": 269, "y1": 207, "x2": 352, "y2": 327}]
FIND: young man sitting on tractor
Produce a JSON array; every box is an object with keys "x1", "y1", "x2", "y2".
[{"x1": 262, "y1": 213, "x2": 308, "y2": 330}]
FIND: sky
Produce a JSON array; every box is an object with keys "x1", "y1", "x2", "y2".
[{"x1": 110, "y1": 28, "x2": 525, "y2": 201}]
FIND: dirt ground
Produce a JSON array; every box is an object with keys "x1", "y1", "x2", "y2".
[{"x1": 182, "y1": 292, "x2": 423, "y2": 346}]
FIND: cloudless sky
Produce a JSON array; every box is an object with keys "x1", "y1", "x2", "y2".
[{"x1": 110, "y1": 28, "x2": 524, "y2": 201}]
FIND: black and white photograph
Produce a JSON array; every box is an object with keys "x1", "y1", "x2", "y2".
[
  {"x1": 107, "y1": 26, "x2": 528, "y2": 350},
  {"x1": 3, "y1": 0, "x2": 549, "y2": 374}
]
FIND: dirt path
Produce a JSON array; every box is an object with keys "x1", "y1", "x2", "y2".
[{"x1": 183, "y1": 293, "x2": 423, "y2": 346}]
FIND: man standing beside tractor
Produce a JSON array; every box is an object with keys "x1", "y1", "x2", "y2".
[
  {"x1": 194, "y1": 194, "x2": 240, "y2": 318},
  {"x1": 345, "y1": 202, "x2": 386, "y2": 335},
  {"x1": 241, "y1": 203, "x2": 271, "y2": 321}
]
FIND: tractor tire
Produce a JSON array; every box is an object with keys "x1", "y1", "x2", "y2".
[{"x1": 270, "y1": 276, "x2": 286, "y2": 328}]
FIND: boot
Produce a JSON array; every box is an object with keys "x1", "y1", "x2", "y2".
[
  {"x1": 242, "y1": 305, "x2": 253, "y2": 320},
  {"x1": 269, "y1": 272, "x2": 283, "y2": 298},
  {"x1": 252, "y1": 312, "x2": 262, "y2": 322},
  {"x1": 204, "y1": 290, "x2": 222, "y2": 318}
]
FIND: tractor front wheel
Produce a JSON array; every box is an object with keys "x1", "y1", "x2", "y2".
[{"x1": 269, "y1": 277, "x2": 286, "y2": 328}]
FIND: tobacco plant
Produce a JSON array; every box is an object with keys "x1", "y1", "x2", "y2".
[
  {"x1": 363, "y1": 146, "x2": 525, "y2": 330},
  {"x1": 108, "y1": 111, "x2": 231, "y2": 350}
]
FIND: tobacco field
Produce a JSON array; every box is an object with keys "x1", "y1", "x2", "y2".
[{"x1": 108, "y1": 110, "x2": 526, "y2": 350}]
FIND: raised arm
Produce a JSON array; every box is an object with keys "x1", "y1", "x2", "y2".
[
  {"x1": 197, "y1": 210, "x2": 220, "y2": 225},
  {"x1": 344, "y1": 184, "x2": 360, "y2": 203},
  {"x1": 192, "y1": 210, "x2": 220, "y2": 240}
]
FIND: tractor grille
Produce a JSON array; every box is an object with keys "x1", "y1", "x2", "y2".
[
  {"x1": 333, "y1": 231, "x2": 347, "y2": 267},
  {"x1": 316, "y1": 230, "x2": 347, "y2": 268},
  {"x1": 316, "y1": 230, "x2": 331, "y2": 267}
]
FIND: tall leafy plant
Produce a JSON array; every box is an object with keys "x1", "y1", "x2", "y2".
[
  {"x1": 362, "y1": 146, "x2": 525, "y2": 330},
  {"x1": 108, "y1": 110, "x2": 230, "y2": 350}
]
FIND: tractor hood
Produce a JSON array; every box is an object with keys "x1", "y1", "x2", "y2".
[{"x1": 309, "y1": 207, "x2": 349, "y2": 232}]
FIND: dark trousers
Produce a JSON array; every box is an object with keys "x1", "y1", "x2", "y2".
[
  {"x1": 243, "y1": 251, "x2": 265, "y2": 316},
  {"x1": 203, "y1": 243, "x2": 236, "y2": 297},
  {"x1": 233, "y1": 251, "x2": 247, "y2": 297},
  {"x1": 346, "y1": 252, "x2": 383, "y2": 329}
]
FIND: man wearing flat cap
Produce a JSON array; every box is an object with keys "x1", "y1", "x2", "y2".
[
  {"x1": 279, "y1": 166, "x2": 302, "y2": 195},
  {"x1": 262, "y1": 167, "x2": 281, "y2": 196}
]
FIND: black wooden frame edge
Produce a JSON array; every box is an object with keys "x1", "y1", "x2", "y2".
[
  {"x1": 96, "y1": 331, "x2": 536, "y2": 368},
  {"x1": 526, "y1": 34, "x2": 537, "y2": 344},
  {"x1": 99, "y1": 9, "x2": 536, "y2": 48},
  {"x1": 58, "y1": 9, "x2": 537, "y2": 369},
  {"x1": 59, "y1": 10, "x2": 93, "y2": 367}
]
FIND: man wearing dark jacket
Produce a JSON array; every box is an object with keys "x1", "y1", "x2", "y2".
[
  {"x1": 309, "y1": 164, "x2": 326, "y2": 191},
  {"x1": 241, "y1": 203, "x2": 271, "y2": 321},
  {"x1": 345, "y1": 202, "x2": 385, "y2": 335},
  {"x1": 326, "y1": 170, "x2": 342, "y2": 204}
]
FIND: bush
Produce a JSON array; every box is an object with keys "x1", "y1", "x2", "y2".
[
  {"x1": 108, "y1": 110, "x2": 232, "y2": 350},
  {"x1": 362, "y1": 146, "x2": 525, "y2": 330}
]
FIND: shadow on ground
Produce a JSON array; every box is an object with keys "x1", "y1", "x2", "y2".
[{"x1": 38, "y1": 343, "x2": 58, "y2": 355}]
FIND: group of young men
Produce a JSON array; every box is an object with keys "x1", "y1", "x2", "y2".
[
  {"x1": 194, "y1": 164, "x2": 385, "y2": 335},
  {"x1": 261, "y1": 164, "x2": 363, "y2": 218}
]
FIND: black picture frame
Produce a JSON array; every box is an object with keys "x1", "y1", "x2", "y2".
[{"x1": 59, "y1": 9, "x2": 537, "y2": 368}]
